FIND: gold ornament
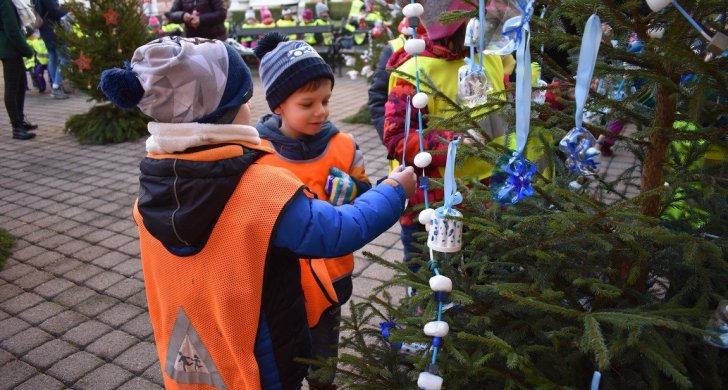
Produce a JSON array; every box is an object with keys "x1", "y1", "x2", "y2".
[{"x1": 87, "y1": 83, "x2": 92, "y2": 90}]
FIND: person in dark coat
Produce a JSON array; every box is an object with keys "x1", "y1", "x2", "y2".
[
  {"x1": 35, "y1": 0, "x2": 70, "y2": 99},
  {"x1": 1, "y1": 0, "x2": 35, "y2": 140},
  {"x1": 168, "y1": 0, "x2": 227, "y2": 40}
]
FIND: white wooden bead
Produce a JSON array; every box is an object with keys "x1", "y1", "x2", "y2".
[
  {"x1": 424, "y1": 321, "x2": 450, "y2": 337},
  {"x1": 402, "y1": 3, "x2": 424, "y2": 18},
  {"x1": 402, "y1": 27, "x2": 414, "y2": 36},
  {"x1": 414, "y1": 151, "x2": 432, "y2": 168},
  {"x1": 418, "y1": 208, "x2": 435, "y2": 225},
  {"x1": 404, "y1": 39, "x2": 426, "y2": 55},
  {"x1": 417, "y1": 372, "x2": 444, "y2": 390},
  {"x1": 429, "y1": 275, "x2": 452, "y2": 292},
  {"x1": 412, "y1": 92, "x2": 428, "y2": 109},
  {"x1": 646, "y1": 0, "x2": 672, "y2": 12}
]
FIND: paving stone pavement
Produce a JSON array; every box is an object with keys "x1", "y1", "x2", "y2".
[{"x1": 0, "y1": 69, "x2": 638, "y2": 388}]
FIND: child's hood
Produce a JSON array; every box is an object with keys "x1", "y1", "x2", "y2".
[{"x1": 256, "y1": 113, "x2": 340, "y2": 160}]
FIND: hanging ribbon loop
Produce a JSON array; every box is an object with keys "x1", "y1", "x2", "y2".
[
  {"x1": 574, "y1": 14, "x2": 602, "y2": 130},
  {"x1": 438, "y1": 137, "x2": 462, "y2": 216},
  {"x1": 514, "y1": 13, "x2": 532, "y2": 153}
]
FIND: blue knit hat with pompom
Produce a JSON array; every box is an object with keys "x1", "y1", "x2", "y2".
[
  {"x1": 100, "y1": 36, "x2": 252, "y2": 124},
  {"x1": 254, "y1": 32, "x2": 334, "y2": 111}
]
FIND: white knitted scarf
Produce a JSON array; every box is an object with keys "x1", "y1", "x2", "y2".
[{"x1": 146, "y1": 122, "x2": 261, "y2": 154}]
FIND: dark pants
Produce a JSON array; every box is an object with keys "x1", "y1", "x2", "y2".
[
  {"x1": 2, "y1": 56, "x2": 27, "y2": 128},
  {"x1": 401, "y1": 222, "x2": 427, "y2": 272},
  {"x1": 307, "y1": 305, "x2": 341, "y2": 388}
]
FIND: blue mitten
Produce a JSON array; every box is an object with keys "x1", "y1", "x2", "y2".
[{"x1": 324, "y1": 167, "x2": 358, "y2": 205}]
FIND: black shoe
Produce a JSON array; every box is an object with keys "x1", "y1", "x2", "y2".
[
  {"x1": 21, "y1": 120, "x2": 38, "y2": 131},
  {"x1": 12, "y1": 127, "x2": 36, "y2": 140}
]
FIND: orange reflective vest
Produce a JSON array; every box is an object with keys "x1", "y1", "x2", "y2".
[
  {"x1": 257, "y1": 133, "x2": 356, "y2": 327},
  {"x1": 136, "y1": 143, "x2": 304, "y2": 390}
]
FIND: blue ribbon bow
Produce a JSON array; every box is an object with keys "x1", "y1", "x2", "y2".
[{"x1": 436, "y1": 138, "x2": 463, "y2": 217}]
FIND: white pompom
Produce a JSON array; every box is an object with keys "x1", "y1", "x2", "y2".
[
  {"x1": 414, "y1": 152, "x2": 432, "y2": 168},
  {"x1": 417, "y1": 372, "x2": 444, "y2": 390},
  {"x1": 418, "y1": 208, "x2": 435, "y2": 225},
  {"x1": 646, "y1": 0, "x2": 672, "y2": 12},
  {"x1": 402, "y1": 3, "x2": 424, "y2": 18},
  {"x1": 412, "y1": 92, "x2": 428, "y2": 109},
  {"x1": 404, "y1": 39, "x2": 426, "y2": 55},
  {"x1": 429, "y1": 275, "x2": 452, "y2": 292},
  {"x1": 424, "y1": 321, "x2": 450, "y2": 337}
]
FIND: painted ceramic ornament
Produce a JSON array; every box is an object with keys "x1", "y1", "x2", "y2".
[
  {"x1": 427, "y1": 207, "x2": 463, "y2": 252},
  {"x1": 559, "y1": 127, "x2": 601, "y2": 176},
  {"x1": 490, "y1": 152, "x2": 537, "y2": 205}
]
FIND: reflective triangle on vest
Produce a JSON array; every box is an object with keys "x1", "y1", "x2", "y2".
[{"x1": 164, "y1": 307, "x2": 228, "y2": 389}]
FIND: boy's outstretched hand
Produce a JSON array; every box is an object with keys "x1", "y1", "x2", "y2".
[{"x1": 387, "y1": 166, "x2": 417, "y2": 198}]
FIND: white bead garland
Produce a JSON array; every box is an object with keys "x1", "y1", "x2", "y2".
[
  {"x1": 646, "y1": 0, "x2": 672, "y2": 12},
  {"x1": 404, "y1": 39, "x2": 426, "y2": 55},
  {"x1": 417, "y1": 372, "x2": 444, "y2": 390},
  {"x1": 424, "y1": 321, "x2": 450, "y2": 337},
  {"x1": 418, "y1": 208, "x2": 436, "y2": 225},
  {"x1": 402, "y1": 3, "x2": 424, "y2": 17},
  {"x1": 414, "y1": 151, "x2": 432, "y2": 168},
  {"x1": 402, "y1": 27, "x2": 414, "y2": 36},
  {"x1": 429, "y1": 275, "x2": 453, "y2": 292},
  {"x1": 412, "y1": 92, "x2": 429, "y2": 109}
]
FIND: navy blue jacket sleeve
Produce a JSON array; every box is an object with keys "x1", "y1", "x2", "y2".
[
  {"x1": 367, "y1": 45, "x2": 393, "y2": 142},
  {"x1": 272, "y1": 181, "x2": 405, "y2": 258}
]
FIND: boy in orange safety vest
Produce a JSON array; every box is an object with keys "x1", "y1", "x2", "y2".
[
  {"x1": 253, "y1": 32, "x2": 370, "y2": 389},
  {"x1": 99, "y1": 36, "x2": 417, "y2": 389}
]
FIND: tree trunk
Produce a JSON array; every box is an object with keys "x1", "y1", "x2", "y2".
[{"x1": 640, "y1": 86, "x2": 675, "y2": 218}]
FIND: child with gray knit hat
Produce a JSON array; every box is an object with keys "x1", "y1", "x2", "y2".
[
  {"x1": 254, "y1": 32, "x2": 378, "y2": 390},
  {"x1": 99, "y1": 36, "x2": 417, "y2": 390}
]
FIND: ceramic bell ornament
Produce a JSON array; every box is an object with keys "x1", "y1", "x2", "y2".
[
  {"x1": 427, "y1": 138, "x2": 464, "y2": 253},
  {"x1": 457, "y1": 18, "x2": 491, "y2": 107}
]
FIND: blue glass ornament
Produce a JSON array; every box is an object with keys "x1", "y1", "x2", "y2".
[
  {"x1": 559, "y1": 127, "x2": 601, "y2": 176},
  {"x1": 490, "y1": 152, "x2": 536, "y2": 205}
]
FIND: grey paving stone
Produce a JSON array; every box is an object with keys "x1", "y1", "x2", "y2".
[
  {"x1": 106, "y1": 220, "x2": 137, "y2": 234},
  {"x1": 35, "y1": 233, "x2": 73, "y2": 250},
  {"x1": 105, "y1": 278, "x2": 145, "y2": 300},
  {"x1": 14, "y1": 270, "x2": 54, "y2": 290},
  {"x1": 25, "y1": 250, "x2": 64, "y2": 269},
  {"x1": 85, "y1": 330, "x2": 139, "y2": 360},
  {"x1": 0, "y1": 292, "x2": 44, "y2": 315},
  {"x1": 0, "y1": 327, "x2": 53, "y2": 355},
  {"x1": 0, "y1": 317, "x2": 31, "y2": 340},
  {"x1": 113, "y1": 341, "x2": 158, "y2": 374},
  {"x1": 98, "y1": 234, "x2": 135, "y2": 249},
  {"x1": 0, "y1": 262, "x2": 35, "y2": 282},
  {"x1": 45, "y1": 257, "x2": 84, "y2": 276},
  {"x1": 74, "y1": 363, "x2": 133, "y2": 390},
  {"x1": 23, "y1": 338, "x2": 77, "y2": 369},
  {"x1": 141, "y1": 361, "x2": 164, "y2": 386},
  {"x1": 0, "y1": 309, "x2": 8, "y2": 321},
  {"x1": 118, "y1": 377, "x2": 163, "y2": 390},
  {"x1": 17, "y1": 301, "x2": 65, "y2": 325},
  {"x1": 120, "y1": 313, "x2": 154, "y2": 340},
  {"x1": 64, "y1": 224, "x2": 96, "y2": 239},
  {"x1": 53, "y1": 285, "x2": 96, "y2": 307},
  {"x1": 118, "y1": 240, "x2": 141, "y2": 256},
  {"x1": 112, "y1": 257, "x2": 142, "y2": 276},
  {"x1": 0, "y1": 348, "x2": 14, "y2": 366},
  {"x1": 84, "y1": 271, "x2": 126, "y2": 291},
  {"x1": 93, "y1": 251, "x2": 131, "y2": 270},
  {"x1": 62, "y1": 320, "x2": 113, "y2": 347},
  {"x1": 15, "y1": 374, "x2": 65, "y2": 390},
  {"x1": 19, "y1": 228, "x2": 56, "y2": 243},
  {"x1": 55, "y1": 239, "x2": 92, "y2": 257},
  {"x1": 34, "y1": 278, "x2": 75, "y2": 299},
  {"x1": 39, "y1": 309, "x2": 87, "y2": 336},
  {"x1": 82, "y1": 229, "x2": 115, "y2": 244},
  {"x1": 73, "y1": 245, "x2": 111, "y2": 263},
  {"x1": 18, "y1": 211, "x2": 53, "y2": 224},
  {"x1": 64, "y1": 263, "x2": 104, "y2": 284},
  {"x1": 47, "y1": 351, "x2": 104, "y2": 384},
  {"x1": 74, "y1": 294, "x2": 120, "y2": 317},
  {"x1": 0, "y1": 283, "x2": 22, "y2": 303},
  {"x1": 45, "y1": 217, "x2": 81, "y2": 232},
  {"x1": 126, "y1": 290, "x2": 148, "y2": 308},
  {"x1": 0, "y1": 359, "x2": 36, "y2": 390},
  {"x1": 97, "y1": 303, "x2": 144, "y2": 328}
]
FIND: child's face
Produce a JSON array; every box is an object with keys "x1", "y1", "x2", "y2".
[{"x1": 277, "y1": 79, "x2": 332, "y2": 139}]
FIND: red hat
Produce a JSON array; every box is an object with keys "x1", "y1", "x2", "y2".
[
  {"x1": 398, "y1": 0, "x2": 474, "y2": 41},
  {"x1": 302, "y1": 8, "x2": 314, "y2": 22}
]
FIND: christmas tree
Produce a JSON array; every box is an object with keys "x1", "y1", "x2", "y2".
[
  {"x1": 56, "y1": 0, "x2": 153, "y2": 144},
  {"x1": 332, "y1": 1, "x2": 728, "y2": 388}
]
